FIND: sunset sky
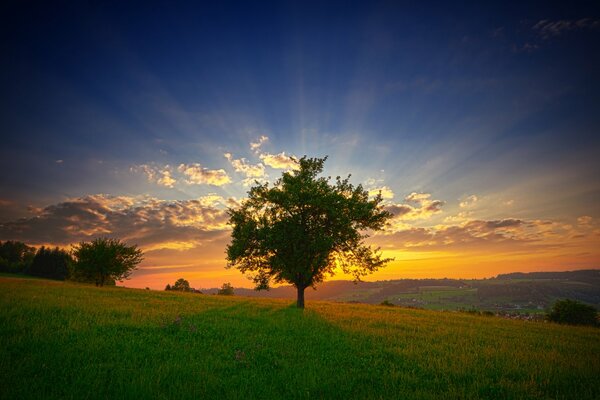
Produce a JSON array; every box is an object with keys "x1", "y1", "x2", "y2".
[{"x1": 1, "y1": 2, "x2": 599, "y2": 289}]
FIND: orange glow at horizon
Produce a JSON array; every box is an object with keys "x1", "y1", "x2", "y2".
[{"x1": 121, "y1": 237, "x2": 600, "y2": 290}]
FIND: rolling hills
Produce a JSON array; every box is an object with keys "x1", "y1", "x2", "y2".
[{"x1": 202, "y1": 269, "x2": 600, "y2": 313}]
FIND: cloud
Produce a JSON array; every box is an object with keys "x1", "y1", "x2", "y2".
[
  {"x1": 259, "y1": 152, "x2": 299, "y2": 170},
  {"x1": 177, "y1": 163, "x2": 231, "y2": 186},
  {"x1": 533, "y1": 18, "x2": 600, "y2": 39},
  {"x1": 405, "y1": 192, "x2": 432, "y2": 204},
  {"x1": 133, "y1": 164, "x2": 177, "y2": 188},
  {"x1": 250, "y1": 135, "x2": 269, "y2": 152},
  {"x1": 384, "y1": 192, "x2": 445, "y2": 223},
  {"x1": 0, "y1": 194, "x2": 230, "y2": 248},
  {"x1": 577, "y1": 216, "x2": 593, "y2": 226},
  {"x1": 368, "y1": 186, "x2": 394, "y2": 200},
  {"x1": 224, "y1": 153, "x2": 266, "y2": 178},
  {"x1": 375, "y1": 218, "x2": 544, "y2": 251},
  {"x1": 459, "y1": 195, "x2": 478, "y2": 208}
]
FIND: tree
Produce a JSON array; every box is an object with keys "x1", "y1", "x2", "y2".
[
  {"x1": 546, "y1": 299, "x2": 598, "y2": 326},
  {"x1": 171, "y1": 278, "x2": 191, "y2": 292},
  {"x1": 165, "y1": 284, "x2": 172, "y2": 291},
  {"x1": 217, "y1": 282, "x2": 234, "y2": 295},
  {"x1": 71, "y1": 238, "x2": 143, "y2": 287},
  {"x1": 28, "y1": 246, "x2": 73, "y2": 280},
  {"x1": 226, "y1": 156, "x2": 393, "y2": 308},
  {"x1": 0, "y1": 240, "x2": 35, "y2": 274}
]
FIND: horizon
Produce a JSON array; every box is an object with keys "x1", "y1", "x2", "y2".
[{"x1": 1, "y1": 2, "x2": 599, "y2": 290}]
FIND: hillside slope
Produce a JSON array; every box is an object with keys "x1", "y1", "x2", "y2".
[{"x1": 1, "y1": 276, "x2": 599, "y2": 399}]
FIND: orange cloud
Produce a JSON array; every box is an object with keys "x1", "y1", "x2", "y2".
[
  {"x1": 177, "y1": 163, "x2": 231, "y2": 186},
  {"x1": 259, "y1": 152, "x2": 299, "y2": 169},
  {"x1": 384, "y1": 192, "x2": 445, "y2": 224},
  {"x1": 133, "y1": 164, "x2": 177, "y2": 188},
  {"x1": 368, "y1": 186, "x2": 394, "y2": 200}
]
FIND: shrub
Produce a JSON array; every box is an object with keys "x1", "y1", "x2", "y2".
[{"x1": 546, "y1": 299, "x2": 598, "y2": 326}]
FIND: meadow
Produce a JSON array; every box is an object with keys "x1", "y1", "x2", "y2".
[{"x1": 1, "y1": 275, "x2": 599, "y2": 399}]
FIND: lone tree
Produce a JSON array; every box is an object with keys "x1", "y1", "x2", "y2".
[
  {"x1": 226, "y1": 156, "x2": 393, "y2": 308},
  {"x1": 217, "y1": 282, "x2": 235, "y2": 295},
  {"x1": 72, "y1": 238, "x2": 143, "y2": 286},
  {"x1": 171, "y1": 278, "x2": 191, "y2": 292}
]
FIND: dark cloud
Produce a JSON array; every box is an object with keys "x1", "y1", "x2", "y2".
[
  {"x1": 384, "y1": 192, "x2": 445, "y2": 221},
  {"x1": 384, "y1": 204, "x2": 412, "y2": 217},
  {"x1": 374, "y1": 218, "x2": 562, "y2": 251},
  {"x1": 0, "y1": 194, "x2": 229, "y2": 248},
  {"x1": 533, "y1": 18, "x2": 600, "y2": 39}
]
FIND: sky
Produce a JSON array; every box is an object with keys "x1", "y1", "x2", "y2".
[{"x1": 0, "y1": 1, "x2": 599, "y2": 289}]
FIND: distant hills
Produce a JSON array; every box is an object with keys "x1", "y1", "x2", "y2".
[{"x1": 202, "y1": 269, "x2": 600, "y2": 312}]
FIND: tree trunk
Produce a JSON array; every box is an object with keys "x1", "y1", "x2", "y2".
[{"x1": 296, "y1": 286, "x2": 305, "y2": 309}]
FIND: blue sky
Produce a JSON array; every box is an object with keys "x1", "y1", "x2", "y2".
[{"x1": 1, "y1": 1, "x2": 599, "y2": 287}]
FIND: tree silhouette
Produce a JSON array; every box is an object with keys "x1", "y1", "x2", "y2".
[
  {"x1": 71, "y1": 238, "x2": 143, "y2": 287},
  {"x1": 28, "y1": 246, "x2": 73, "y2": 280},
  {"x1": 547, "y1": 299, "x2": 598, "y2": 326},
  {"x1": 0, "y1": 240, "x2": 35, "y2": 274},
  {"x1": 227, "y1": 156, "x2": 392, "y2": 308},
  {"x1": 217, "y1": 282, "x2": 234, "y2": 295},
  {"x1": 171, "y1": 278, "x2": 191, "y2": 292}
]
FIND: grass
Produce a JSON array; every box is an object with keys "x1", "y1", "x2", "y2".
[{"x1": 1, "y1": 275, "x2": 599, "y2": 399}]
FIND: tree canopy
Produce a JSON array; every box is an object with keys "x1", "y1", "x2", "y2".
[
  {"x1": 546, "y1": 299, "x2": 598, "y2": 326},
  {"x1": 217, "y1": 282, "x2": 234, "y2": 295},
  {"x1": 171, "y1": 278, "x2": 191, "y2": 292},
  {"x1": 28, "y1": 246, "x2": 73, "y2": 280},
  {"x1": 71, "y1": 238, "x2": 143, "y2": 286},
  {"x1": 0, "y1": 240, "x2": 35, "y2": 274},
  {"x1": 226, "y1": 156, "x2": 392, "y2": 308}
]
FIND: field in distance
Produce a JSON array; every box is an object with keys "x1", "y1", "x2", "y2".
[{"x1": 1, "y1": 276, "x2": 599, "y2": 399}]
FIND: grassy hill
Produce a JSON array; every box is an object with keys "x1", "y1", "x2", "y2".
[{"x1": 1, "y1": 276, "x2": 599, "y2": 399}]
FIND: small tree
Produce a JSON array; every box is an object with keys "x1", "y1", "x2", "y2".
[
  {"x1": 165, "y1": 284, "x2": 172, "y2": 291},
  {"x1": 217, "y1": 282, "x2": 234, "y2": 295},
  {"x1": 28, "y1": 246, "x2": 73, "y2": 280},
  {"x1": 546, "y1": 299, "x2": 598, "y2": 326},
  {"x1": 227, "y1": 156, "x2": 392, "y2": 308},
  {"x1": 71, "y1": 238, "x2": 143, "y2": 286},
  {"x1": 171, "y1": 278, "x2": 191, "y2": 292}
]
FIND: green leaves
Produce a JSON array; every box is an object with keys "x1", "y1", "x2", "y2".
[{"x1": 226, "y1": 156, "x2": 393, "y2": 296}]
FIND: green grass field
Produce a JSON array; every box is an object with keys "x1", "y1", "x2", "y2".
[{"x1": 1, "y1": 276, "x2": 599, "y2": 399}]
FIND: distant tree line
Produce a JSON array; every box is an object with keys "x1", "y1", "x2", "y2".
[
  {"x1": 0, "y1": 238, "x2": 142, "y2": 286},
  {"x1": 164, "y1": 279, "x2": 234, "y2": 296}
]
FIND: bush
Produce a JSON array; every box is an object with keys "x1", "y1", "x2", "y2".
[
  {"x1": 546, "y1": 299, "x2": 598, "y2": 326},
  {"x1": 380, "y1": 300, "x2": 395, "y2": 307}
]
